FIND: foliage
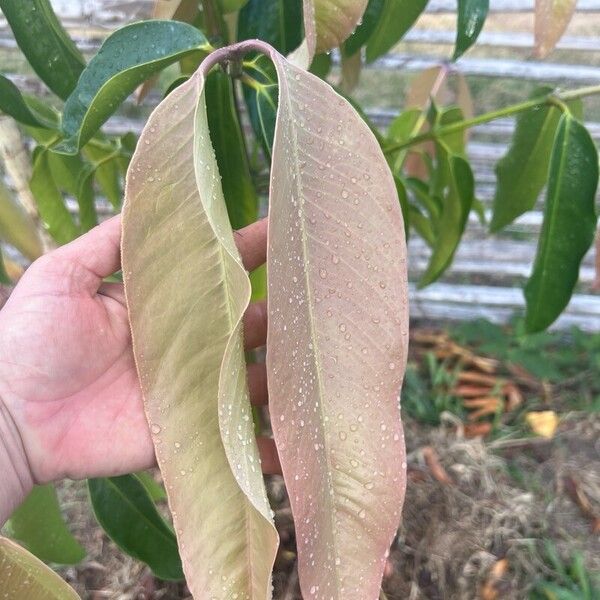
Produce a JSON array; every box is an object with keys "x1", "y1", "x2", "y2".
[{"x1": 0, "y1": 0, "x2": 598, "y2": 598}]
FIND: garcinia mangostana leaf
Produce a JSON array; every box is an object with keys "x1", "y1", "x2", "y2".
[
  {"x1": 122, "y1": 60, "x2": 277, "y2": 598},
  {"x1": 56, "y1": 21, "x2": 208, "y2": 154},
  {"x1": 534, "y1": 0, "x2": 577, "y2": 59},
  {"x1": 0, "y1": 74, "x2": 58, "y2": 129},
  {"x1": 343, "y1": 0, "x2": 385, "y2": 56},
  {"x1": 260, "y1": 42, "x2": 408, "y2": 599},
  {"x1": 0, "y1": 536, "x2": 80, "y2": 599},
  {"x1": 524, "y1": 114, "x2": 599, "y2": 333}
]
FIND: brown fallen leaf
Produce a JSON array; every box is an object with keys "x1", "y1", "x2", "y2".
[
  {"x1": 463, "y1": 422, "x2": 493, "y2": 438},
  {"x1": 564, "y1": 475, "x2": 600, "y2": 534},
  {"x1": 479, "y1": 558, "x2": 509, "y2": 600},
  {"x1": 464, "y1": 397, "x2": 502, "y2": 421},
  {"x1": 422, "y1": 446, "x2": 454, "y2": 485}
]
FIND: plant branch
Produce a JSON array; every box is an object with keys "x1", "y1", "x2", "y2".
[{"x1": 383, "y1": 83, "x2": 600, "y2": 155}]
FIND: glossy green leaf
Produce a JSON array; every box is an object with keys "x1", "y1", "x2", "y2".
[
  {"x1": 29, "y1": 149, "x2": 79, "y2": 244},
  {"x1": 0, "y1": 537, "x2": 80, "y2": 599},
  {"x1": 0, "y1": 178, "x2": 43, "y2": 260},
  {"x1": 365, "y1": 0, "x2": 428, "y2": 63},
  {"x1": 243, "y1": 55, "x2": 278, "y2": 159},
  {"x1": 0, "y1": 0, "x2": 85, "y2": 100},
  {"x1": 206, "y1": 69, "x2": 258, "y2": 229},
  {"x1": 0, "y1": 74, "x2": 57, "y2": 129},
  {"x1": 135, "y1": 472, "x2": 167, "y2": 502},
  {"x1": 309, "y1": 52, "x2": 333, "y2": 78},
  {"x1": 88, "y1": 476, "x2": 182, "y2": 581},
  {"x1": 57, "y1": 21, "x2": 208, "y2": 154},
  {"x1": 524, "y1": 115, "x2": 599, "y2": 333},
  {"x1": 6, "y1": 485, "x2": 85, "y2": 565},
  {"x1": 262, "y1": 42, "x2": 408, "y2": 599},
  {"x1": 122, "y1": 59, "x2": 278, "y2": 597},
  {"x1": 83, "y1": 146, "x2": 122, "y2": 209},
  {"x1": 344, "y1": 0, "x2": 385, "y2": 55},
  {"x1": 453, "y1": 0, "x2": 489, "y2": 60},
  {"x1": 238, "y1": 0, "x2": 303, "y2": 54},
  {"x1": 419, "y1": 150, "x2": 474, "y2": 287},
  {"x1": 491, "y1": 89, "x2": 582, "y2": 232}
]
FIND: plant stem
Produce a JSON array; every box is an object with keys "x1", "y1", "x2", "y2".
[{"x1": 383, "y1": 83, "x2": 600, "y2": 154}]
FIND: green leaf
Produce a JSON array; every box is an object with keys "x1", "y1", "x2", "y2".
[
  {"x1": 309, "y1": 52, "x2": 333, "y2": 78},
  {"x1": 453, "y1": 0, "x2": 489, "y2": 60},
  {"x1": 344, "y1": 0, "x2": 385, "y2": 56},
  {"x1": 0, "y1": 537, "x2": 80, "y2": 599},
  {"x1": 135, "y1": 472, "x2": 166, "y2": 502},
  {"x1": 82, "y1": 146, "x2": 122, "y2": 210},
  {"x1": 365, "y1": 0, "x2": 428, "y2": 63},
  {"x1": 524, "y1": 115, "x2": 599, "y2": 333},
  {"x1": 217, "y1": 0, "x2": 250, "y2": 13},
  {"x1": 0, "y1": 74, "x2": 58, "y2": 128},
  {"x1": 0, "y1": 178, "x2": 43, "y2": 260},
  {"x1": 491, "y1": 89, "x2": 582, "y2": 232},
  {"x1": 0, "y1": 0, "x2": 85, "y2": 100},
  {"x1": 238, "y1": 0, "x2": 303, "y2": 53},
  {"x1": 419, "y1": 151, "x2": 474, "y2": 286},
  {"x1": 29, "y1": 149, "x2": 79, "y2": 244},
  {"x1": 6, "y1": 485, "x2": 85, "y2": 565},
  {"x1": 243, "y1": 55, "x2": 278, "y2": 159},
  {"x1": 394, "y1": 175, "x2": 411, "y2": 239},
  {"x1": 88, "y1": 476, "x2": 183, "y2": 581},
  {"x1": 0, "y1": 247, "x2": 11, "y2": 284},
  {"x1": 56, "y1": 21, "x2": 208, "y2": 154},
  {"x1": 206, "y1": 69, "x2": 259, "y2": 229}
]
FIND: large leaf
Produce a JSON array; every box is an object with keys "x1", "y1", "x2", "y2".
[
  {"x1": 6, "y1": 485, "x2": 85, "y2": 565},
  {"x1": 524, "y1": 115, "x2": 599, "y2": 332},
  {"x1": 122, "y1": 59, "x2": 277, "y2": 598},
  {"x1": 263, "y1": 43, "x2": 408, "y2": 599},
  {"x1": 0, "y1": 74, "x2": 57, "y2": 129},
  {"x1": 343, "y1": 0, "x2": 385, "y2": 56},
  {"x1": 453, "y1": 0, "x2": 489, "y2": 60},
  {"x1": 365, "y1": 0, "x2": 428, "y2": 63},
  {"x1": 0, "y1": 0, "x2": 85, "y2": 100},
  {"x1": 88, "y1": 476, "x2": 183, "y2": 581},
  {"x1": 57, "y1": 21, "x2": 208, "y2": 154},
  {"x1": 534, "y1": 0, "x2": 577, "y2": 59},
  {"x1": 0, "y1": 537, "x2": 80, "y2": 599},
  {"x1": 238, "y1": 0, "x2": 303, "y2": 53},
  {"x1": 0, "y1": 178, "x2": 43, "y2": 260},
  {"x1": 490, "y1": 87, "x2": 564, "y2": 232},
  {"x1": 29, "y1": 149, "x2": 79, "y2": 245},
  {"x1": 206, "y1": 69, "x2": 259, "y2": 229}
]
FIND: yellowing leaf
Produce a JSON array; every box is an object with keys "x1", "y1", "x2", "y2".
[
  {"x1": 526, "y1": 411, "x2": 559, "y2": 438},
  {"x1": 0, "y1": 536, "x2": 80, "y2": 599},
  {"x1": 122, "y1": 63, "x2": 277, "y2": 598},
  {"x1": 265, "y1": 45, "x2": 408, "y2": 599},
  {"x1": 534, "y1": 0, "x2": 577, "y2": 59}
]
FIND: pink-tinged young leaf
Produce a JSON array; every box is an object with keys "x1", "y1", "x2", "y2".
[
  {"x1": 292, "y1": 0, "x2": 368, "y2": 66},
  {"x1": 534, "y1": 0, "x2": 577, "y2": 59},
  {"x1": 266, "y1": 43, "x2": 408, "y2": 599},
  {"x1": 122, "y1": 62, "x2": 277, "y2": 598},
  {"x1": 0, "y1": 537, "x2": 80, "y2": 599}
]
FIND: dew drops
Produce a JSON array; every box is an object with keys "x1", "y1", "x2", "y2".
[
  {"x1": 358, "y1": 509, "x2": 366, "y2": 519},
  {"x1": 331, "y1": 254, "x2": 340, "y2": 264},
  {"x1": 341, "y1": 190, "x2": 349, "y2": 199},
  {"x1": 151, "y1": 424, "x2": 161, "y2": 435},
  {"x1": 339, "y1": 323, "x2": 346, "y2": 333},
  {"x1": 389, "y1": 362, "x2": 396, "y2": 370},
  {"x1": 319, "y1": 269, "x2": 327, "y2": 279},
  {"x1": 339, "y1": 431, "x2": 347, "y2": 441},
  {"x1": 350, "y1": 459, "x2": 359, "y2": 468},
  {"x1": 379, "y1": 281, "x2": 387, "y2": 289},
  {"x1": 364, "y1": 482, "x2": 374, "y2": 490}
]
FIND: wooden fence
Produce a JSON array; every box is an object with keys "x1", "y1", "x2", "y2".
[{"x1": 1, "y1": 0, "x2": 600, "y2": 330}]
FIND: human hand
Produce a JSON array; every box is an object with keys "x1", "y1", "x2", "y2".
[{"x1": 0, "y1": 215, "x2": 278, "y2": 521}]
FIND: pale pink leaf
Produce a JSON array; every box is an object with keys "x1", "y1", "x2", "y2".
[
  {"x1": 266, "y1": 44, "x2": 409, "y2": 599},
  {"x1": 534, "y1": 0, "x2": 577, "y2": 59}
]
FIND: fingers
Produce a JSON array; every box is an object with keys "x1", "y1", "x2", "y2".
[
  {"x1": 234, "y1": 217, "x2": 267, "y2": 272},
  {"x1": 257, "y1": 437, "x2": 281, "y2": 475},
  {"x1": 243, "y1": 300, "x2": 267, "y2": 349},
  {"x1": 98, "y1": 281, "x2": 125, "y2": 305},
  {"x1": 248, "y1": 362, "x2": 268, "y2": 406}
]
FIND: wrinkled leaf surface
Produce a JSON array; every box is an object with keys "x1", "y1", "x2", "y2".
[{"x1": 122, "y1": 62, "x2": 277, "y2": 599}]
